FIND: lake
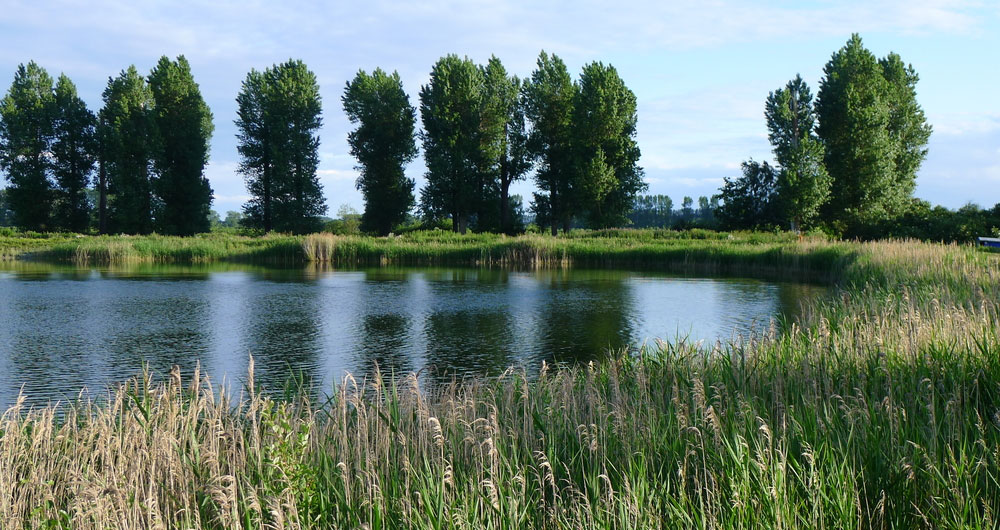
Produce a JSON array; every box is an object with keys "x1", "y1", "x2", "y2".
[{"x1": 0, "y1": 262, "x2": 827, "y2": 407}]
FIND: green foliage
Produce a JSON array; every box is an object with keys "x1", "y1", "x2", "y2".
[
  {"x1": 523, "y1": 51, "x2": 577, "y2": 235},
  {"x1": 148, "y1": 55, "x2": 214, "y2": 236},
  {"x1": 482, "y1": 56, "x2": 531, "y2": 234},
  {"x1": 418, "y1": 55, "x2": 486, "y2": 234},
  {"x1": 816, "y1": 34, "x2": 930, "y2": 226},
  {"x1": 237, "y1": 60, "x2": 326, "y2": 234},
  {"x1": 852, "y1": 200, "x2": 1000, "y2": 242},
  {"x1": 765, "y1": 75, "x2": 830, "y2": 230},
  {"x1": 0, "y1": 61, "x2": 56, "y2": 231},
  {"x1": 342, "y1": 68, "x2": 417, "y2": 235},
  {"x1": 323, "y1": 204, "x2": 362, "y2": 235},
  {"x1": 100, "y1": 65, "x2": 157, "y2": 235},
  {"x1": 572, "y1": 61, "x2": 646, "y2": 228},
  {"x1": 50, "y1": 74, "x2": 97, "y2": 233},
  {"x1": 715, "y1": 160, "x2": 780, "y2": 230}
]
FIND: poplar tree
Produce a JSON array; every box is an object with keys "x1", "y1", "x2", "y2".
[
  {"x1": 237, "y1": 60, "x2": 326, "y2": 234},
  {"x1": 0, "y1": 62, "x2": 55, "y2": 231},
  {"x1": 235, "y1": 69, "x2": 272, "y2": 231},
  {"x1": 100, "y1": 66, "x2": 156, "y2": 234},
  {"x1": 572, "y1": 61, "x2": 645, "y2": 228},
  {"x1": 342, "y1": 68, "x2": 417, "y2": 235},
  {"x1": 523, "y1": 51, "x2": 576, "y2": 234},
  {"x1": 148, "y1": 55, "x2": 214, "y2": 235},
  {"x1": 50, "y1": 74, "x2": 97, "y2": 232},
  {"x1": 481, "y1": 57, "x2": 531, "y2": 234},
  {"x1": 765, "y1": 75, "x2": 830, "y2": 231},
  {"x1": 816, "y1": 34, "x2": 930, "y2": 226},
  {"x1": 418, "y1": 55, "x2": 484, "y2": 234}
]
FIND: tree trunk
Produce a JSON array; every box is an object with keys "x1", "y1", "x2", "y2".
[
  {"x1": 263, "y1": 132, "x2": 272, "y2": 232},
  {"x1": 98, "y1": 156, "x2": 108, "y2": 234},
  {"x1": 500, "y1": 183, "x2": 510, "y2": 235},
  {"x1": 459, "y1": 215, "x2": 468, "y2": 235}
]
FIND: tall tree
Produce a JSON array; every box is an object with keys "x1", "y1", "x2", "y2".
[
  {"x1": 418, "y1": 55, "x2": 484, "y2": 234},
  {"x1": 523, "y1": 51, "x2": 576, "y2": 235},
  {"x1": 0, "y1": 61, "x2": 55, "y2": 231},
  {"x1": 100, "y1": 66, "x2": 156, "y2": 234},
  {"x1": 50, "y1": 74, "x2": 97, "y2": 232},
  {"x1": 342, "y1": 68, "x2": 418, "y2": 235},
  {"x1": 572, "y1": 61, "x2": 645, "y2": 228},
  {"x1": 235, "y1": 69, "x2": 272, "y2": 231},
  {"x1": 148, "y1": 55, "x2": 214, "y2": 235},
  {"x1": 237, "y1": 60, "x2": 326, "y2": 234},
  {"x1": 481, "y1": 57, "x2": 532, "y2": 234},
  {"x1": 765, "y1": 75, "x2": 830, "y2": 231},
  {"x1": 816, "y1": 34, "x2": 929, "y2": 227}
]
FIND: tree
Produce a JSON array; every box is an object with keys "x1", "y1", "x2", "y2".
[
  {"x1": 715, "y1": 160, "x2": 780, "y2": 230},
  {"x1": 523, "y1": 51, "x2": 577, "y2": 235},
  {"x1": 237, "y1": 60, "x2": 326, "y2": 234},
  {"x1": 0, "y1": 61, "x2": 55, "y2": 231},
  {"x1": 572, "y1": 61, "x2": 645, "y2": 228},
  {"x1": 50, "y1": 74, "x2": 97, "y2": 232},
  {"x1": 100, "y1": 66, "x2": 157, "y2": 234},
  {"x1": 342, "y1": 68, "x2": 417, "y2": 235},
  {"x1": 880, "y1": 52, "x2": 932, "y2": 202},
  {"x1": 681, "y1": 196, "x2": 695, "y2": 221},
  {"x1": 148, "y1": 55, "x2": 214, "y2": 235},
  {"x1": 418, "y1": 55, "x2": 484, "y2": 234},
  {"x1": 765, "y1": 75, "x2": 830, "y2": 231},
  {"x1": 481, "y1": 56, "x2": 532, "y2": 234},
  {"x1": 816, "y1": 34, "x2": 929, "y2": 227}
]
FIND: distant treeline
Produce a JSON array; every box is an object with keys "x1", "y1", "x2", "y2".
[{"x1": 1, "y1": 36, "x2": 997, "y2": 241}]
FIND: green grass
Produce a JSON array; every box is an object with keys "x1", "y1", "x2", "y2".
[
  {"x1": 1, "y1": 235, "x2": 999, "y2": 528},
  {"x1": 2, "y1": 229, "x2": 856, "y2": 282}
]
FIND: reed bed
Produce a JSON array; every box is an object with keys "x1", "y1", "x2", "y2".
[
  {"x1": 4, "y1": 230, "x2": 846, "y2": 279},
  {"x1": 1, "y1": 239, "x2": 999, "y2": 528}
]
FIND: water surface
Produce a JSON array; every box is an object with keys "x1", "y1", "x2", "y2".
[{"x1": 0, "y1": 262, "x2": 826, "y2": 407}]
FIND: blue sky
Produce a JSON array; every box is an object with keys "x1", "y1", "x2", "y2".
[{"x1": 1, "y1": 0, "x2": 998, "y2": 215}]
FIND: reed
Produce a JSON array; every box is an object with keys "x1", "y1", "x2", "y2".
[{"x1": 1, "y1": 238, "x2": 999, "y2": 528}]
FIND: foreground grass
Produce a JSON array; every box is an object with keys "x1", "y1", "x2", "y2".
[{"x1": 1, "y1": 238, "x2": 999, "y2": 528}]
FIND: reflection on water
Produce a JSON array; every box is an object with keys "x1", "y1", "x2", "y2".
[{"x1": 0, "y1": 262, "x2": 827, "y2": 407}]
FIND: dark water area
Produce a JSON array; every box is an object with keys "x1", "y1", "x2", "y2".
[{"x1": 0, "y1": 262, "x2": 827, "y2": 408}]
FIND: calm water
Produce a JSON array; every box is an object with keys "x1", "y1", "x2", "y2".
[{"x1": 0, "y1": 262, "x2": 826, "y2": 407}]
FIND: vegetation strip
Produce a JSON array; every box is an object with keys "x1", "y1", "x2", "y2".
[{"x1": 1, "y1": 238, "x2": 998, "y2": 528}]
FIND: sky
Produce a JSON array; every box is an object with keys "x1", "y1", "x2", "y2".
[{"x1": 1, "y1": 0, "x2": 998, "y2": 216}]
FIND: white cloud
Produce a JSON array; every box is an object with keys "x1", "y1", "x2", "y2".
[{"x1": 317, "y1": 169, "x2": 358, "y2": 181}]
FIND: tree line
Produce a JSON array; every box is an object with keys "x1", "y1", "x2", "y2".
[
  {"x1": 715, "y1": 34, "x2": 934, "y2": 235},
  {"x1": 339, "y1": 51, "x2": 644, "y2": 236},
  {"x1": 1, "y1": 51, "x2": 644, "y2": 236},
  {"x1": 0, "y1": 57, "x2": 213, "y2": 235},
  {"x1": 4, "y1": 38, "x2": 990, "y2": 240}
]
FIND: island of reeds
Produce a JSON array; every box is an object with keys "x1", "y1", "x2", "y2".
[{"x1": 1, "y1": 236, "x2": 998, "y2": 528}]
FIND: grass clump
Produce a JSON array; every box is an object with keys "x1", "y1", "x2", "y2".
[{"x1": 1, "y1": 239, "x2": 999, "y2": 528}]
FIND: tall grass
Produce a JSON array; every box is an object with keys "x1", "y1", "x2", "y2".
[
  {"x1": 4, "y1": 230, "x2": 846, "y2": 279},
  {"x1": 1, "y1": 239, "x2": 999, "y2": 528}
]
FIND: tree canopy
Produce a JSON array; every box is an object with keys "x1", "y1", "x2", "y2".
[
  {"x1": 148, "y1": 55, "x2": 214, "y2": 236},
  {"x1": 343, "y1": 68, "x2": 418, "y2": 236},
  {"x1": 236, "y1": 59, "x2": 326, "y2": 234}
]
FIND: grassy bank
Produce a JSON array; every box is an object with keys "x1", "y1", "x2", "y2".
[
  {"x1": 2, "y1": 229, "x2": 858, "y2": 281},
  {"x1": 2, "y1": 238, "x2": 999, "y2": 528}
]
